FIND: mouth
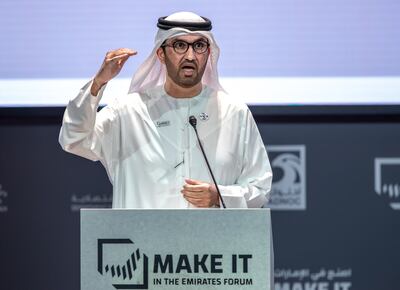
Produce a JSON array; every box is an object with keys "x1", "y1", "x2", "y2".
[{"x1": 181, "y1": 63, "x2": 197, "y2": 77}]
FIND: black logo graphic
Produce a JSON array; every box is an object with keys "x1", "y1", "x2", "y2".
[{"x1": 98, "y1": 239, "x2": 149, "y2": 289}]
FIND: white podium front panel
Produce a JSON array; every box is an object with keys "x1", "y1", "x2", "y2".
[{"x1": 81, "y1": 209, "x2": 273, "y2": 290}]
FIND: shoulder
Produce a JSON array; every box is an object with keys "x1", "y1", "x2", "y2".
[
  {"x1": 103, "y1": 91, "x2": 148, "y2": 115},
  {"x1": 217, "y1": 89, "x2": 248, "y2": 107},
  {"x1": 209, "y1": 88, "x2": 251, "y2": 117}
]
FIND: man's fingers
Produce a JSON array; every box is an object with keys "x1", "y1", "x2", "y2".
[
  {"x1": 182, "y1": 180, "x2": 218, "y2": 208},
  {"x1": 118, "y1": 56, "x2": 130, "y2": 67},
  {"x1": 183, "y1": 184, "x2": 205, "y2": 192},
  {"x1": 108, "y1": 53, "x2": 131, "y2": 62},
  {"x1": 185, "y1": 178, "x2": 203, "y2": 185},
  {"x1": 181, "y1": 190, "x2": 205, "y2": 199},
  {"x1": 107, "y1": 48, "x2": 137, "y2": 59},
  {"x1": 94, "y1": 49, "x2": 136, "y2": 85},
  {"x1": 183, "y1": 196, "x2": 208, "y2": 208},
  {"x1": 107, "y1": 48, "x2": 137, "y2": 56},
  {"x1": 105, "y1": 53, "x2": 133, "y2": 70},
  {"x1": 182, "y1": 188, "x2": 216, "y2": 208}
]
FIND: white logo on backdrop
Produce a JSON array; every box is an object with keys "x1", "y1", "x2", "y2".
[
  {"x1": 374, "y1": 158, "x2": 400, "y2": 210},
  {"x1": 70, "y1": 193, "x2": 112, "y2": 212},
  {"x1": 266, "y1": 145, "x2": 306, "y2": 210},
  {"x1": 0, "y1": 184, "x2": 9, "y2": 213},
  {"x1": 274, "y1": 268, "x2": 352, "y2": 290}
]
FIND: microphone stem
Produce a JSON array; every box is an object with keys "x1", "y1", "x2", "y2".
[{"x1": 192, "y1": 126, "x2": 227, "y2": 209}]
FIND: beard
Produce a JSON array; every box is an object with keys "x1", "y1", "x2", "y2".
[{"x1": 164, "y1": 56, "x2": 208, "y2": 88}]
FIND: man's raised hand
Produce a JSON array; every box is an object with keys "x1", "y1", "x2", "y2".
[{"x1": 91, "y1": 48, "x2": 137, "y2": 96}]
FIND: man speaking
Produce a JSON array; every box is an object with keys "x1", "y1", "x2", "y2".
[{"x1": 59, "y1": 11, "x2": 272, "y2": 209}]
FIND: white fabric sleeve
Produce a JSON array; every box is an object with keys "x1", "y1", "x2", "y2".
[
  {"x1": 218, "y1": 109, "x2": 273, "y2": 209},
  {"x1": 58, "y1": 80, "x2": 117, "y2": 179}
]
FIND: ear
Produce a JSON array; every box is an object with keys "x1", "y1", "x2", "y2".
[{"x1": 156, "y1": 47, "x2": 165, "y2": 64}]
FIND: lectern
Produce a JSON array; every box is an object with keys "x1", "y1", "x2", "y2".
[{"x1": 81, "y1": 209, "x2": 274, "y2": 289}]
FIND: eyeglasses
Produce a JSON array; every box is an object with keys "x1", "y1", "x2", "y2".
[{"x1": 162, "y1": 40, "x2": 210, "y2": 54}]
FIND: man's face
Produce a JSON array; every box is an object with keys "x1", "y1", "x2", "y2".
[{"x1": 157, "y1": 34, "x2": 210, "y2": 89}]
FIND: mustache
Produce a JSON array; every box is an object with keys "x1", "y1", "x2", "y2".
[{"x1": 180, "y1": 61, "x2": 197, "y2": 70}]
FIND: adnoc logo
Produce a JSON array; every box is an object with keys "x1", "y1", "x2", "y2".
[
  {"x1": 267, "y1": 145, "x2": 306, "y2": 210},
  {"x1": 374, "y1": 158, "x2": 400, "y2": 210},
  {"x1": 0, "y1": 184, "x2": 8, "y2": 213}
]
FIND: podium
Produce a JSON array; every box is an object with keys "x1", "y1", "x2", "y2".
[{"x1": 81, "y1": 209, "x2": 274, "y2": 290}]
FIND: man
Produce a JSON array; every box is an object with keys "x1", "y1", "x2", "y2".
[{"x1": 59, "y1": 11, "x2": 272, "y2": 209}]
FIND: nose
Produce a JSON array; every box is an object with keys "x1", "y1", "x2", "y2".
[{"x1": 185, "y1": 44, "x2": 195, "y2": 60}]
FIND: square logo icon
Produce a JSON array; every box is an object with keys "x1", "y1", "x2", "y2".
[
  {"x1": 98, "y1": 239, "x2": 149, "y2": 289},
  {"x1": 374, "y1": 158, "x2": 400, "y2": 210}
]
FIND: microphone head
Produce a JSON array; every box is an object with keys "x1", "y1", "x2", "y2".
[{"x1": 189, "y1": 115, "x2": 197, "y2": 127}]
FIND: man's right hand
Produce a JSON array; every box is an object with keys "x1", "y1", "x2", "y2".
[{"x1": 91, "y1": 48, "x2": 137, "y2": 96}]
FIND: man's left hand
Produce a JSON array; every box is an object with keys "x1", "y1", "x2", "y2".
[{"x1": 181, "y1": 178, "x2": 220, "y2": 208}]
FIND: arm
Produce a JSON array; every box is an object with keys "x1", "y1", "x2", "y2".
[
  {"x1": 217, "y1": 109, "x2": 272, "y2": 208},
  {"x1": 181, "y1": 109, "x2": 272, "y2": 208},
  {"x1": 218, "y1": 134, "x2": 272, "y2": 207},
  {"x1": 58, "y1": 79, "x2": 110, "y2": 161},
  {"x1": 59, "y1": 48, "x2": 137, "y2": 168}
]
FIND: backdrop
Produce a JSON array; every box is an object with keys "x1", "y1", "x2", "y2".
[{"x1": 0, "y1": 113, "x2": 399, "y2": 290}]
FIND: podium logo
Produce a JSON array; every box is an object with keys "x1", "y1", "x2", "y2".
[
  {"x1": 0, "y1": 184, "x2": 8, "y2": 213},
  {"x1": 374, "y1": 158, "x2": 400, "y2": 210},
  {"x1": 266, "y1": 145, "x2": 306, "y2": 210},
  {"x1": 98, "y1": 239, "x2": 149, "y2": 289}
]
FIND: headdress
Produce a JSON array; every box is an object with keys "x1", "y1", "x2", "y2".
[{"x1": 128, "y1": 11, "x2": 224, "y2": 94}]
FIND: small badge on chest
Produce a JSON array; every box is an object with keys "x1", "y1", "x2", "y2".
[
  {"x1": 156, "y1": 120, "x2": 170, "y2": 127},
  {"x1": 199, "y1": 112, "x2": 209, "y2": 121}
]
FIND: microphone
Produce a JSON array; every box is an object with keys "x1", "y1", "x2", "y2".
[{"x1": 189, "y1": 116, "x2": 227, "y2": 208}]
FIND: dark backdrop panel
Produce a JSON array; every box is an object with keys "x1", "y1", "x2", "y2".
[
  {"x1": 258, "y1": 123, "x2": 400, "y2": 290},
  {"x1": 0, "y1": 125, "x2": 112, "y2": 290},
  {"x1": 0, "y1": 118, "x2": 399, "y2": 290}
]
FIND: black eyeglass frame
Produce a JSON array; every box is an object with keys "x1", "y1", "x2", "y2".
[{"x1": 161, "y1": 40, "x2": 210, "y2": 54}]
